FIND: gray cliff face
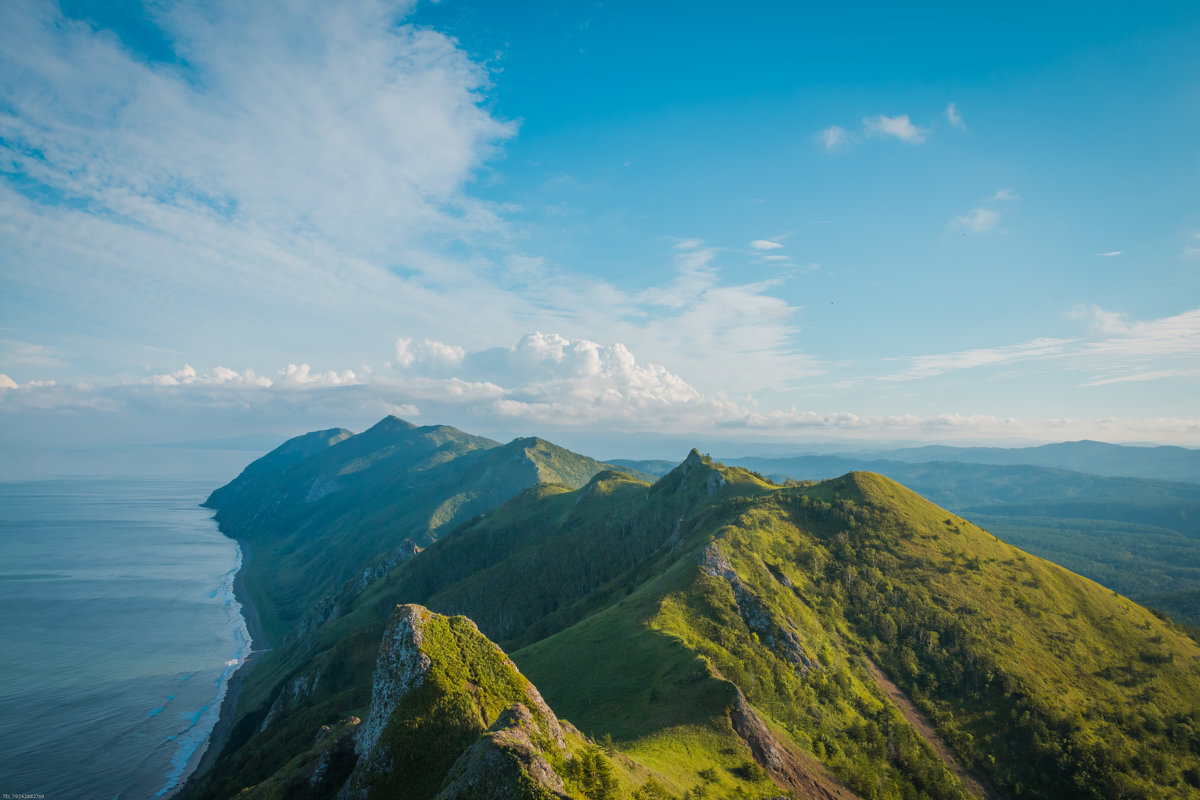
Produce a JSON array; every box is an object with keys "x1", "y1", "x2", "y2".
[
  {"x1": 259, "y1": 668, "x2": 322, "y2": 732},
  {"x1": 355, "y1": 604, "x2": 432, "y2": 763},
  {"x1": 339, "y1": 604, "x2": 571, "y2": 800},
  {"x1": 435, "y1": 703, "x2": 570, "y2": 800}
]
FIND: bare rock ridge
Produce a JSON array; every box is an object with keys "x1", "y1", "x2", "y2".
[
  {"x1": 700, "y1": 541, "x2": 815, "y2": 673},
  {"x1": 346, "y1": 604, "x2": 569, "y2": 799},
  {"x1": 728, "y1": 687, "x2": 856, "y2": 800},
  {"x1": 233, "y1": 603, "x2": 575, "y2": 799}
]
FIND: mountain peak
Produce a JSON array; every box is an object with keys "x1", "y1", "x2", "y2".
[
  {"x1": 347, "y1": 604, "x2": 568, "y2": 798},
  {"x1": 364, "y1": 414, "x2": 418, "y2": 433}
]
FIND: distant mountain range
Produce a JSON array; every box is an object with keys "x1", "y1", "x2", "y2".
[
  {"x1": 182, "y1": 419, "x2": 1200, "y2": 800},
  {"x1": 852, "y1": 440, "x2": 1200, "y2": 484}
]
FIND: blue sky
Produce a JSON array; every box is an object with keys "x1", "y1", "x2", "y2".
[{"x1": 1, "y1": 0, "x2": 1198, "y2": 455}]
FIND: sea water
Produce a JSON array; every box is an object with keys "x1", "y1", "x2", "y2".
[{"x1": 0, "y1": 450, "x2": 258, "y2": 799}]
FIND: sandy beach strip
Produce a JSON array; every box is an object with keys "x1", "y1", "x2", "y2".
[{"x1": 179, "y1": 540, "x2": 269, "y2": 791}]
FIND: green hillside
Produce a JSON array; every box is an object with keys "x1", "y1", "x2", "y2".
[
  {"x1": 725, "y1": 455, "x2": 1200, "y2": 625},
  {"x1": 202, "y1": 417, "x2": 626, "y2": 641},
  {"x1": 186, "y1": 437, "x2": 1200, "y2": 800}
]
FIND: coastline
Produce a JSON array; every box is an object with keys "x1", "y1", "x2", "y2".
[{"x1": 179, "y1": 539, "x2": 269, "y2": 792}]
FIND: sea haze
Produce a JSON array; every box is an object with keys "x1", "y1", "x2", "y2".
[{"x1": 0, "y1": 459, "x2": 252, "y2": 799}]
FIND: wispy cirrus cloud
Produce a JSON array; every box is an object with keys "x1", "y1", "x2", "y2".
[
  {"x1": 1085, "y1": 368, "x2": 1200, "y2": 387},
  {"x1": 0, "y1": 340, "x2": 65, "y2": 368},
  {"x1": 0, "y1": 0, "x2": 523, "y2": 373},
  {"x1": 884, "y1": 338, "x2": 1074, "y2": 381},
  {"x1": 1182, "y1": 232, "x2": 1200, "y2": 260},
  {"x1": 1072, "y1": 305, "x2": 1200, "y2": 359},
  {"x1": 886, "y1": 305, "x2": 1200, "y2": 387}
]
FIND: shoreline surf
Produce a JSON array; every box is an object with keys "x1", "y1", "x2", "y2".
[{"x1": 173, "y1": 537, "x2": 268, "y2": 796}]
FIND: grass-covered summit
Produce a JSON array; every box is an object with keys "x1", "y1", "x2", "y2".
[
  {"x1": 221, "y1": 603, "x2": 597, "y2": 799},
  {"x1": 187, "y1": 428, "x2": 1200, "y2": 800},
  {"x1": 202, "y1": 417, "x2": 631, "y2": 641}
]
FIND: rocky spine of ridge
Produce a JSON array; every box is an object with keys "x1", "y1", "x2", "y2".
[
  {"x1": 236, "y1": 604, "x2": 575, "y2": 800},
  {"x1": 190, "y1": 429, "x2": 1200, "y2": 800},
  {"x1": 347, "y1": 604, "x2": 570, "y2": 799}
]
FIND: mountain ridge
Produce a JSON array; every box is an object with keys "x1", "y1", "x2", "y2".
[{"x1": 185, "y1": 422, "x2": 1200, "y2": 800}]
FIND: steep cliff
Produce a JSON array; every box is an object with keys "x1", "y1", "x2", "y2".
[{"x1": 228, "y1": 604, "x2": 580, "y2": 799}]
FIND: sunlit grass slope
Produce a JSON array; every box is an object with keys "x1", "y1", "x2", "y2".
[{"x1": 190, "y1": 447, "x2": 1200, "y2": 800}]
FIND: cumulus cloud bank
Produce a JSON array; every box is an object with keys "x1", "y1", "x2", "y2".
[{"x1": 391, "y1": 332, "x2": 707, "y2": 422}]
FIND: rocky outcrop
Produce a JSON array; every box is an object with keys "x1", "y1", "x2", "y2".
[
  {"x1": 730, "y1": 688, "x2": 857, "y2": 800},
  {"x1": 436, "y1": 703, "x2": 571, "y2": 800},
  {"x1": 700, "y1": 542, "x2": 815, "y2": 673},
  {"x1": 354, "y1": 604, "x2": 434, "y2": 764},
  {"x1": 259, "y1": 668, "x2": 322, "y2": 732},
  {"x1": 343, "y1": 604, "x2": 570, "y2": 799}
]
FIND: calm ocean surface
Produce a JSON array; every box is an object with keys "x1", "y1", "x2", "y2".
[{"x1": 0, "y1": 449, "x2": 260, "y2": 799}]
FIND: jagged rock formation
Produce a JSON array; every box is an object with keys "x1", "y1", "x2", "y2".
[
  {"x1": 226, "y1": 604, "x2": 576, "y2": 800},
  {"x1": 436, "y1": 703, "x2": 571, "y2": 800}
]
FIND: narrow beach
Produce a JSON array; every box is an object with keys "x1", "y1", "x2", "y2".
[{"x1": 179, "y1": 541, "x2": 268, "y2": 791}]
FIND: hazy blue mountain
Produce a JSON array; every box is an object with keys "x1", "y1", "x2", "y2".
[
  {"x1": 847, "y1": 440, "x2": 1200, "y2": 484},
  {"x1": 203, "y1": 417, "x2": 629, "y2": 642}
]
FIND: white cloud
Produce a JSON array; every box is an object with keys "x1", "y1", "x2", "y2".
[
  {"x1": 862, "y1": 114, "x2": 927, "y2": 143},
  {"x1": 0, "y1": 340, "x2": 64, "y2": 368},
  {"x1": 1085, "y1": 368, "x2": 1200, "y2": 387},
  {"x1": 0, "y1": 0, "x2": 519, "y2": 368},
  {"x1": 1094, "y1": 251, "x2": 1123, "y2": 257},
  {"x1": 1183, "y1": 232, "x2": 1200, "y2": 260},
  {"x1": 394, "y1": 337, "x2": 465, "y2": 372},
  {"x1": 948, "y1": 188, "x2": 1017, "y2": 234},
  {"x1": 884, "y1": 305, "x2": 1200, "y2": 387},
  {"x1": 385, "y1": 402, "x2": 420, "y2": 418},
  {"x1": 1075, "y1": 306, "x2": 1200, "y2": 361},
  {"x1": 0, "y1": 0, "x2": 512, "y2": 249},
  {"x1": 815, "y1": 125, "x2": 849, "y2": 152},
  {"x1": 276, "y1": 363, "x2": 358, "y2": 387},
  {"x1": 945, "y1": 102, "x2": 964, "y2": 129},
  {"x1": 5, "y1": 338, "x2": 1200, "y2": 446},
  {"x1": 749, "y1": 240, "x2": 784, "y2": 250},
  {"x1": 390, "y1": 332, "x2": 706, "y2": 422},
  {"x1": 0, "y1": 4, "x2": 814, "y2": 415},
  {"x1": 885, "y1": 338, "x2": 1073, "y2": 381},
  {"x1": 148, "y1": 364, "x2": 272, "y2": 387},
  {"x1": 949, "y1": 207, "x2": 999, "y2": 233}
]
